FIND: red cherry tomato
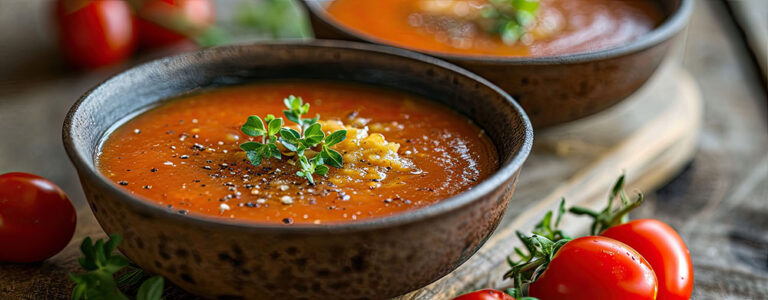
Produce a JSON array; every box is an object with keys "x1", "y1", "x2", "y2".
[
  {"x1": 135, "y1": 0, "x2": 215, "y2": 49},
  {"x1": 0, "y1": 172, "x2": 77, "y2": 263},
  {"x1": 529, "y1": 236, "x2": 658, "y2": 300},
  {"x1": 55, "y1": 0, "x2": 137, "y2": 68},
  {"x1": 454, "y1": 289, "x2": 515, "y2": 300},
  {"x1": 601, "y1": 219, "x2": 693, "y2": 300}
]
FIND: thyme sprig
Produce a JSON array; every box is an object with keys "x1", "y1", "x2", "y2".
[
  {"x1": 483, "y1": 0, "x2": 540, "y2": 44},
  {"x1": 239, "y1": 96, "x2": 347, "y2": 184}
]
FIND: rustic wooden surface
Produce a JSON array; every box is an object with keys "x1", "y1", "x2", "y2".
[{"x1": 1, "y1": 0, "x2": 767, "y2": 299}]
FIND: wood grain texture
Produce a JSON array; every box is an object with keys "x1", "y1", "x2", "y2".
[{"x1": 0, "y1": 0, "x2": 766, "y2": 299}]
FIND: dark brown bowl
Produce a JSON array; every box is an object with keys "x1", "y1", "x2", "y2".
[
  {"x1": 302, "y1": 0, "x2": 693, "y2": 128},
  {"x1": 63, "y1": 41, "x2": 532, "y2": 299}
]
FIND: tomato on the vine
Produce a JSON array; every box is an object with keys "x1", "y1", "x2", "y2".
[
  {"x1": 453, "y1": 289, "x2": 516, "y2": 300},
  {"x1": 55, "y1": 0, "x2": 137, "y2": 68},
  {"x1": 528, "y1": 236, "x2": 658, "y2": 300},
  {"x1": 570, "y1": 175, "x2": 694, "y2": 300},
  {"x1": 601, "y1": 219, "x2": 693, "y2": 300},
  {"x1": 135, "y1": 0, "x2": 215, "y2": 49},
  {"x1": 0, "y1": 172, "x2": 77, "y2": 263}
]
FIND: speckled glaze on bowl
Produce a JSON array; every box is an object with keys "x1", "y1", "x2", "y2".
[
  {"x1": 302, "y1": 0, "x2": 693, "y2": 128},
  {"x1": 63, "y1": 41, "x2": 532, "y2": 299}
]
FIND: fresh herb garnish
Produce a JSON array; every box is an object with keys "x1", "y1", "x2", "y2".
[
  {"x1": 69, "y1": 234, "x2": 164, "y2": 300},
  {"x1": 483, "y1": 0, "x2": 540, "y2": 44},
  {"x1": 239, "y1": 95, "x2": 347, "y2": 184}
]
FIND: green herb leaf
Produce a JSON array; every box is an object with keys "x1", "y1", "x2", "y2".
[
  {"x1": 315, "y1": 164, "x2": 329, "y2": 176},
  {"x1": 321, "y1": 147, "x2": 344, "y2": 168},
  {"x1": 267, "y1": 118, "x2": 283, "y2": 137},
  {"x1": 283, "y1": 110, "x2": 300, "y2": 124},
  {"x1": 241, "y1": 115, "x2": 266, "y2": 137},
  {"x1": 297, "y1": 155, "x2": 315, "y2": 184},
  {"x1": 240, "y1": 142, "x2": 265, "y2": 166},
  {"x1": 284, "y1": 95, "x2": 302, "y2": 111},
  {"x1": 264, "y1": 114, "x2": 276, "y2": 124},
  {"x1": 280, "y1": 128, "x2": 301, "y2": 143},
  {"x1": 300, "y1": 103, "x2": 310, "y2": 114},
  {"x1": 136, "y1": 276, "x2": 164, "y2": 300},
  {"x1": 268, "y1": 143, "x2": 282, "y2": 160},
  {"x1": 324, "y1": 130, "x2": 347, "y2": 147},
  {"x1": 304, "y1": 123, "x2": 325, "y2": 146},
  {"x1": 69, "y1": 234, "x2": 164, "y2": 300},
  {"x1": 302, "y1": 114, "x2": 320, "y2": 126},
  {"x1": 484, "y1": 0, "x2": 540, "y2": 44}
]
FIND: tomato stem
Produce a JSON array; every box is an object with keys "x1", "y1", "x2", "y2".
[{"x1": 569, "y1": 174, "x2": 644, "y2": 235}]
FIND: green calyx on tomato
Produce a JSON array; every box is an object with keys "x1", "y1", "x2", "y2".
[
  {"x1": 503, "y1": 199, "x2": 571, "y2": 296},
  {"x1": 568, "y1": 174, "x2": 643, "y2": 235}
]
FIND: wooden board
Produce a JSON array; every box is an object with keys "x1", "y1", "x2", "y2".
[{"x1": 401, "y1": 61, "x2": 702, "y2": 299}]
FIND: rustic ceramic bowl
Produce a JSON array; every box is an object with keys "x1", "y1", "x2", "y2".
[
  {"x1": 63, "y1": 41, "x2": 532, "y2": 299},
  {"x1": 302, "y1": 0, "x2": 693, "y2": 128}
]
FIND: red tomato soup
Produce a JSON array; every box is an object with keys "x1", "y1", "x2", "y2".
[
  {"x1": 98, "y1": 81, "x2": 498, "y2": 224},
  {"x1": 325, "y1": 0, "x2": 663, "y2": 57}
]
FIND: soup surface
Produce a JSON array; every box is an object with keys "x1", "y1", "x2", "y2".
[
  {"x1": 325, "y1": 0, "x2": 663, "y2": 57},
  {"x1": 98, "y1": 81, "x2": 498, "y2": 224}
]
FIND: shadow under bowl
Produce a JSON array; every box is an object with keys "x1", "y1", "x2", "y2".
[
  {"x1": 302, "y1": 0, "x2": 693, "y2": 128},
  {"x1": 63, "y1": 41, "x2": 533, "y2": 299}
]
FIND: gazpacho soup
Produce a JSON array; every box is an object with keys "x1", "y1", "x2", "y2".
[
  {"x1": 325, "y1": 0, "x2": 664, "y2": 57},
  {"x1": 98, "y1": 81, "x2": 498, "y2": 224}
]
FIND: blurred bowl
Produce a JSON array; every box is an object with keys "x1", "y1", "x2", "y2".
[
  {"x1": 302, "y1": 0, "x2": 693, "y2": 127},
  {"x1": 63, "y1": 41, "x2": 533, "y2": 299}
]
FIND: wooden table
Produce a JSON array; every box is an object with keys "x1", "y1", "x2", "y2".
[{"x1": 1, "y1": 0, "x2": 766, "y2": 298}]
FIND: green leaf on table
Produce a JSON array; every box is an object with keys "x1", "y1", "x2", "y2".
[
  {"x1": 69, "y1": 234, "x2": 164, "y2": 300},
  {"x1": 136, "y1": 276, "x2": 164, "y2": 300}
]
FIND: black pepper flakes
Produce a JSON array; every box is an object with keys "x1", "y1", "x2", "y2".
[
  {"x1": 151, "y1": 168, "x2": 158, "y2": 172},
  {"x1": 282, "y1": 218, "x2": 293, "y2": 224},
  {"x1": 178, "y1": 210, "x2": 189, "y2": 215},
  {"x1": 202, "y1": 166, "x2": 212, "y2": 170},
  {"x1": 118, "y1": 181, "x2": 128, "y2": 186}
]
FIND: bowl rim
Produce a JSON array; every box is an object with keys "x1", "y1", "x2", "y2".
[
  {"x1": 302, "y1": 0, "x2": 694, "y2": 65},
  {"x1": 63, "y1": 40, "x2": 533, "y2": 233}
]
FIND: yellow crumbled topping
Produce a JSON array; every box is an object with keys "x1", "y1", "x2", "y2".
[{"x1": 319, "y1": 119, "x2": 414, "y2": 187}]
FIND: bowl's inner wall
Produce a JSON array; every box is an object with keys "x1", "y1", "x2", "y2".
[{"x1": 70, "y1": 44, "x2": 528, "y2": 177}]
